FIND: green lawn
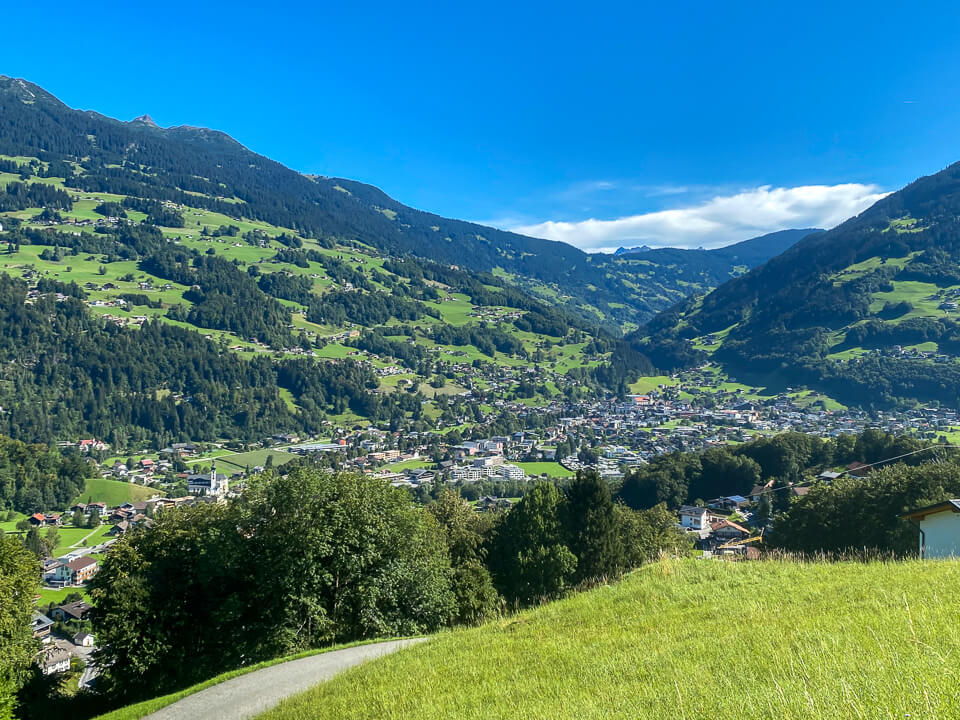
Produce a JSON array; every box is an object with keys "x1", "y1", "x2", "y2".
[
  {"x1": 36, "y1": 586, "x2": 92, "y2": 606},
  {"x1": 71, "y1": 477, "x2": 160, "y2": 508},
  {"x1": 48, "y1": 525, "x2": 114, "y2": 555},
  {"x1": 258, "y1": 558, "x2": 960, "y2": 720},
  {"x1": 514, "y1": 461, "x2": 574, "y2": 478},
  {"x1": 215, "y1": 449, "x2": 297, "y2": 471},
  {"x1": 383, "y1": 459, "x2": 433, "y2": 472}
]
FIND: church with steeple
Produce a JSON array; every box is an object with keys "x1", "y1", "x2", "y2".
[{"x1": 186, "y1": 461, "x2": 229, "y2": 498}]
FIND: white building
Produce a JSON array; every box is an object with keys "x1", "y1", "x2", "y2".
[
  {"x1": 186, "y1": 463, "x2": 228, "y2": 497},
  {"x1": 473, "y1": 455, "x2": 504, "y2": 469},
  {"x1": 450, "y1": 467, "x2": 485, "y2": 482},
  {"x1": 678, "y1": 505, "x2": 709, "y2": 531},
  {"x1": 496, "y1": 464, "x2": 526, "y2": 481},
  {"x1": 38, "y1": 647, "x2": 70, "y2": 675},
  {"x1": 902, "y1": 500, "x2": 960, "y2": 558}
]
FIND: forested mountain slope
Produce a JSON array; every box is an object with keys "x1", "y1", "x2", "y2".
[
  {"x1": 618, "y1": 160, "x2": 960, "y2": 408},
  {"x1": 0, "y1": 78, "x2": 632, "y2": 445},
  {"x1": 0, "y1": 76, "x2": 798, "y2": 328}
]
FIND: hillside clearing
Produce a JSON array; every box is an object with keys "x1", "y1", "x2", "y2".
[
  {"x1": 259, "y1": 558, "x2": 960, "y2": 720},
  {"x1": 71, "y1": 477, "x2": 159, "y2": 507},
  {"x1": 215, "y1": 449, "x2": 297, "y2": 471}
]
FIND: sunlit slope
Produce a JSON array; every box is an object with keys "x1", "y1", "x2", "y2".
[{"x1": 261, "y1": 558, "x2": 960, "y2": 720}]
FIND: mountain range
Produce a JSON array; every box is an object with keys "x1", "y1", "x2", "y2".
[
  {"x1": 4, "y1": 73, "x2": 952, "y2": 434},
  {"x1": 0, "y1": 76, "x2": 803, "y2": 330}
]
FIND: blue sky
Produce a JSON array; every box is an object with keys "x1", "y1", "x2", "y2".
[{"x1": 3, "y1": 1, "x2": 960, "y2": 251}]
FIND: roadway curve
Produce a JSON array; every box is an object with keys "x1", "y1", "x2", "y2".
[{"x1": 144, "y1": 638, "x2": 425, "y2": 720}]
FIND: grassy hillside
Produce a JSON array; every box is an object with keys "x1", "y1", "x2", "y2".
[
  {"x1": 71, "y1": 477, "x2": 159, "y2": 507},
  {"x1": 0, "y1": 144, "x2": 614, "y2": 441},
  {"x1": 619, "y1": 160, "x2": 960, "y2": 408},
  {"x1": 260, "y1": 558, "x2": 960, "y2": 720}
]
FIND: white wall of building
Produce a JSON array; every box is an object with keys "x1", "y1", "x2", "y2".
[{"x1": 920, "y1": 511, "x2": 960, "y2": 558}]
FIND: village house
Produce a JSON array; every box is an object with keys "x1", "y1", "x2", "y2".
[
  {"x1": 54, "y1": 557, "x2": 99, "y2": 586},
  {"x1": 678, "y1": 505, "x2": 709, "y2": 531},
  {"x1": 710, "y1": 519, "x2": 752, "y2": 544},
  {"x1": 31, "y1": 612, "x2": 53, "y2": 643},
  {"x1": 51, "y1": 600, "x2": 93, "y2": 623},
  {"x1": 901, "y1": 500, "x2": 960, "y2": 558},
  {"x1": 37, "y1": 647, "x2": 71, "y2": 675}
]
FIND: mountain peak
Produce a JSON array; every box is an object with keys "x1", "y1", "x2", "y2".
[
  {"x1": 614, "y1": 245, "x2": 653, "y2": 256},
  {"x1": 131, "y1": 114, "x2": 159, "y2": 128}
]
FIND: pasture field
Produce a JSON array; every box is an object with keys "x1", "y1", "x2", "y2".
[
  {"x1": 259, "y1": 558, "x2": 960, "y2": 720},
  {"x1": 215, "y1": 449, "x2": 297, "y2": 471},
  {"x1": 71, "y1": 477, "x2": 160, "y2": 508}
]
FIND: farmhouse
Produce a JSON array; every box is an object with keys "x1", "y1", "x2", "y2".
[{"x1": 901, "y1": 500, "x2": 960, "y2": 559}]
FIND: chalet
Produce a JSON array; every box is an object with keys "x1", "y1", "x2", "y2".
[
  {"x1": 87, "y1": 502, "x2": 107, "y2": 517},
  {"x1": 51, "y1": 600, "x2": 93, "y2": 623},
  {"x1": 74, "y1": 632, "x2": 95, "y2": 648},
  {"x1": 475, "y1": 496, "x2": 513, "y2": 512},
  {"x1": 27, "y1": 513, "x2": 46, "y2": 527},
  {"x1": 709, "y1": 495, "x2": 749, "y2": 511},
  {"x1": 710, "y1": 519, "x2": 751, "y2": 543},
  {"x1": 31, "y1": 612, "x2": 53, "y2": 642},
  {"x1": 38, "y1": 647, "x2": 71, "y2": 675},
  {"x1": 54, "y1": 557, "x2": 99, "y2": 586},
  {"x1": 901, "y1": 500, "x2": 960, "y2": 559},
  {"x1": 108, "y1": 520, "x2": 130, "y2": 536},
  {"x1": 750, "y1": 480, "x2": 774, "y2": 503},
  {"x1": 110, "y1": 509, "x2": 132, "y2": 523}
]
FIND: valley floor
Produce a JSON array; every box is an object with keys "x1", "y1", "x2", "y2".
[{"x1": 258, "y1": 558, "x2": 960, "y2": 720}]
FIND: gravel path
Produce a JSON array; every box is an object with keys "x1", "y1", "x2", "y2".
[{"x1": 144, "y1": 638, "x2": 426, "y2": 720}]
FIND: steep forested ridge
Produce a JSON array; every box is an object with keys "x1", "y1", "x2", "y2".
[
  {"x1": 0, "y1": 76, "x2": 797, "y2": 327},
  {"x1": 0, "y1": 274, "x2": 403, "y2": 447},
  {"x1": 618, "y1": 160, "x2": 960, "y2": 408}
]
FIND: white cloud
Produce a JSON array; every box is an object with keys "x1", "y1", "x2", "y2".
[{"x1": 508, "y1": 183, "x2": 889, "y2": 253}]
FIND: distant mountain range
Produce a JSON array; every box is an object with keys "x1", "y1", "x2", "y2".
[{"x1": 611, "y1": 229, "x2": 819, "y2": 263}]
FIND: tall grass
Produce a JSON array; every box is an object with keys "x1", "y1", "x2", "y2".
[{"x1": 259, "y1": 557, "x2": 960, "y2": 720}]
